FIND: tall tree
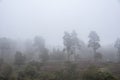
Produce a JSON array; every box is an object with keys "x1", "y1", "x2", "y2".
[
  {"x1": 63, "y1": 31, "x2": 73, "y2": 61},
  {"x1": 114, "y1": 38, "x2": 120, "y2": 62},
  {"x1": 63, "y1": 31, "x2": 81, "y2": 61},
  {"x1": 71, "y1": 30, "x2": 81, "y2": 61},
  {"x1": 88, "y1": 31, "x2": 100, "y2": 60}
]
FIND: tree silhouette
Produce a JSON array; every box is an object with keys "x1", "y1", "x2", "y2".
[
  {"x1": 63, "y1": 31, "x2": 81, "y2": 61},
  {"x1": 71, "y1": 30, "x2": 81, "y2": 61},
  {"x1": 88, "y1": 31, "x2": 101, "y2": 60},
  {"x1": 63, "y1": 31, "x2": 72, "y2": 61}
]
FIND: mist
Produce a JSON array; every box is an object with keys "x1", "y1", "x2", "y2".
[
  {"x1": 0, "y1": 0, "x2": 120, "y2": 47},
  {"x1": 1, "y1": 0, "x2": 120, "y2": 80}
]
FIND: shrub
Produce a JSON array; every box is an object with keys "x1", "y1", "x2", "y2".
[{"x1": 82, "y1": 66, "x2": 117, "y2": 80}]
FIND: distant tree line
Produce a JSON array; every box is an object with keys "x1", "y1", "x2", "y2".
[{"x1": 0, "y1": 30, "x2": 119, "y2": 64}]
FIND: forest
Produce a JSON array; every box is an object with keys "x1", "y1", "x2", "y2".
[{"x1": 0, "y1": 30, "x2": 120, "y2": 80}]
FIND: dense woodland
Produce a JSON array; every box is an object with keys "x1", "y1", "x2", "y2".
[{"x1": 0, "y1": 30, "x2": 120, "y2": 80}]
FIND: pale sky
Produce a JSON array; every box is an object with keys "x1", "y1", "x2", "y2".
[{"x1": 0, "y1": 0, "x2": 120, "y2": 46}]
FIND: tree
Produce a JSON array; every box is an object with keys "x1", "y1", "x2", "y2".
[
  {"x1": 63, "y1": 31, "x2": 81, "y2": 61},
  {"x1": 71, "y1": 30, "x2": 81, "y2": 61},
  {"x1": 114, "y1": 38, "x2": 120, "y2": 62},
  {"x1": 71, "y1": 30, "x2": 81, "y2": 50},
  {"x1": 88, "y1": 31, "x2": 101, "y2": 60},
  {"x1": 14, "y1": 51, "x2": 26, "y2": 66},
  {"x1": 63, "y1": 31, "x2": 72, "y2": 61}
]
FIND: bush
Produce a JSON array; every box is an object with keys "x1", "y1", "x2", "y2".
[
  {"x1": 0, "y1": 64, "x2": 13, "y2": 80},
  {"x1": 82, "y1": 66, "x2": 117, "y2": 80},
  {"x1": 17, "y1": 65, "x2": 38, "y2": 80}
]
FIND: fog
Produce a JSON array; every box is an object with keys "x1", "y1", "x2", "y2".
[
  {"x1": 1, "y1": 1, "x2": 120, "y2": 80},
  {"x1": 0, "y1": 0, "x2": 120, "y2": 46}
]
